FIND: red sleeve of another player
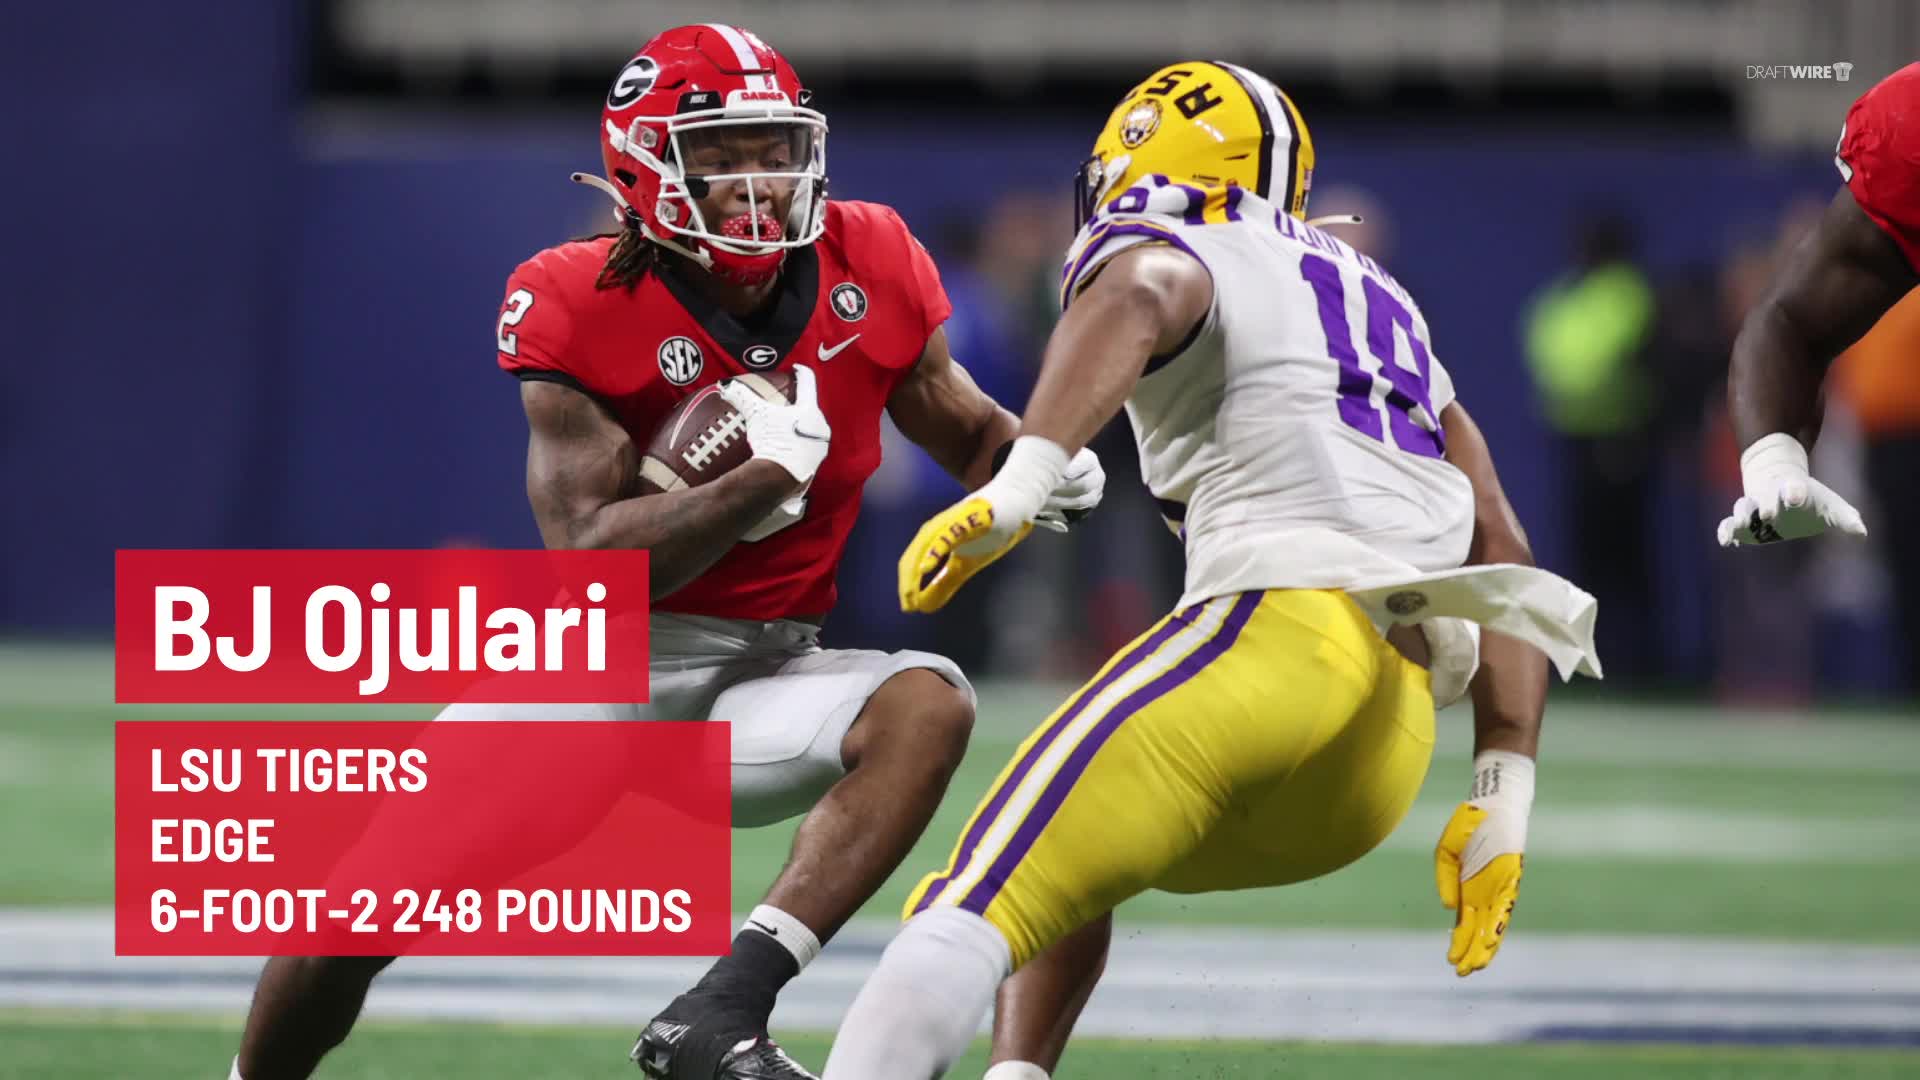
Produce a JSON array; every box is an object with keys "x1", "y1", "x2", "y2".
[
  {"x1": 1838, "y1": 63, "x2": 1920, "y2": 272},
  {"x1": 495, "y1": 259, "x2": 577, "y2": 378}
]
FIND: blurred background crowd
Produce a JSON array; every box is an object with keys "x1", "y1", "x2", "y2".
[{"x1": 10, "y1": 0, "x2": 1920, "y2": 704}]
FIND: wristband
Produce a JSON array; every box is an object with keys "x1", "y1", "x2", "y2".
[{"x1": 1468, "y1": 750, "x2": 1535, "y2": 811}]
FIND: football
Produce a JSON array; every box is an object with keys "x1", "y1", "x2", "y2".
[{"x1": 636, "y1": 369, "x2": 796, "y2": 495}]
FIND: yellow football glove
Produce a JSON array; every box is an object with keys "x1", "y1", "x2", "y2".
[
  {"x1": 1433, "y1": 750, "x2": 1534, "y2": 977},
  {"x1": 898, "y1": 437, "x2": 1077, "y2": 615},
  {"x1": 898, "y1": 495, "x2": 1034, "y2": 614}
]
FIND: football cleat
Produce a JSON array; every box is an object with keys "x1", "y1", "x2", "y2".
[{"x1": 631, "y1": 1015, "x2": 819, "y2": 1080}]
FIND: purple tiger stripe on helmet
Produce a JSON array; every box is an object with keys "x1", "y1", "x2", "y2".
[
  {"x1": 909, "y1": 606, "x2": 1199, "y2": 915},
  {"x1": 956, "y1": 591, "x2": 1264, "y2": 916}
]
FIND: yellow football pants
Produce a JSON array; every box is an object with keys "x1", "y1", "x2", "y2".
[{"x1": 903, "y1": 588, "x2": 1436, "y2": 968}]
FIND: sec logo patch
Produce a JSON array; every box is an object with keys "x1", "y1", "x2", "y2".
[
  {"x1": 830, "y1": 282, "x2": 868, "y2": 322},
  {"x1": 658, "y1": 336, "x2": 704, "y2": 385}
]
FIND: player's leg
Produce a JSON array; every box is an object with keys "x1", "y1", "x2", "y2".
[
  {"x1": 824, "y1": 592, "x2": 1370, "y2": 1079},
  {"x1": 230, "y1": 956, "x2": 392, "y2": 1080},
  {"x1": 228, "y1": 680, "x2": 668, "y2": 1076},
  {"x1": 1153, "y1": 599, "x2": 1436, "y2": 896},
  {"x1": 985, "y1": 913, "x2": 1112, "y2": 1077},
  {"x1": 634, "y1": 647, "x2": 979, "y2": 1079}
]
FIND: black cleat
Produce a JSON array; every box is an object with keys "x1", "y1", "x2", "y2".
[{"x1": 631, "y1": 1013, "x2": 818, "y2": 1080}]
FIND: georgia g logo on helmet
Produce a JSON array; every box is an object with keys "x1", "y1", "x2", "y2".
[{"x1": 608, "y1": 56, "x2": 660, "y2": 109}]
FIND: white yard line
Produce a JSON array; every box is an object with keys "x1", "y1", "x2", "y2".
[{"x1": 3, "y1": 910, "x2": 1917, "y2": 1045}]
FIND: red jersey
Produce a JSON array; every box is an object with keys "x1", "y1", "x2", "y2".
[
  {"x1": 496, "y1": 200, "x2": 952, "y2": 621},
  {"x1": 1837, "y1": 61, "x2": 1920, "y2": 272}
]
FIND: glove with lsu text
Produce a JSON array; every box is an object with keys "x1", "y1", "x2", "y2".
[{"x1": 899, "y1": 436, "x2": 1071, "y2": 614}]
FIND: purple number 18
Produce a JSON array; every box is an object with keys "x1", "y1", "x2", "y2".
[{"x1": 1298, "y1": 254, "x2": 1445, "y2": 459}]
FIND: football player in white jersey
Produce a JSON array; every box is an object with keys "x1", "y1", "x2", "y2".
[{"x1": 820, "y1": 61, "x2": 1603, "y2": 1080}]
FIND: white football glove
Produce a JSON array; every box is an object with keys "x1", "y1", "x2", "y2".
[
  {"x1": 718, "y1": 363, "x2": 832, "y2": 487},
  {"x1": 1036, "y1": 446, "x2": 1106, "y2": 532},
  {"x1": 993, "y1": 443, "x2": 1104, "y2": 533},
  {"x1": 1716, "y1": 432, "x2": 1866, "y2": 547},
  {"x1": 742, "y1": 490, "x2": 809, "y2": 542}
]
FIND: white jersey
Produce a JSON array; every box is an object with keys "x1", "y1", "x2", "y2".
[{"x1": 1062, "y1": 185, "x2": 1601, "y2": 692}]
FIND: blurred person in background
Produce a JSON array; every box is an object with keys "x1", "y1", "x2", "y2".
[
  {"x1": 1522, "y1": 210, "x2": 1659, "y2": 684},
  {"x1": 1702, "y1": 211, "x2": 1823, "y2": 705},
  {"x1": 1829, "y1": 291, "x2": 1920, "y2": 689},
  {"x1": 836, "y1": 209, "x2": 1031, "y2": 671}
]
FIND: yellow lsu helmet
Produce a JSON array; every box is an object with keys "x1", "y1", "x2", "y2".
[{"x1": 1073, "y1": 62, "x2": 1316, "y2": 230}]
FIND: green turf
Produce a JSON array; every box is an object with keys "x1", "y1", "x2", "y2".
[
  {"x1": 6, "y1": 647, "x2": 1920, "y2": 940},
  {"x1": 4, "y1": 1011, "x2": 1917, "y2": 1080}
]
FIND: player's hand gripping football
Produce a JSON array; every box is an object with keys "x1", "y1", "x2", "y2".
[
  {"x1": 899, "y1": 436, "x2": 1076, "y2": 613},
  {"x1": 1434, "y1": 751, "x2": 1533, "y2": 977},
  {"x1": 717, "y1": 363, "x2": 833, "y2": 488},
  {"x1": 1716, "y1": 432, "x2": 1866, "y2": 547}
]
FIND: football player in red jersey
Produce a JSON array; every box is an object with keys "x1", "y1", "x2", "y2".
[
  {"x1": 225, "y1": 24, "x2": 1108, "y2": 1080},
  {"x1": 1718, "y1": 61, "x2": 1919, "y2": 547}
]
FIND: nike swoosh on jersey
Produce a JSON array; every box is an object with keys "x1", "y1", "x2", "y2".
[{"x1": 816, "y1": 335, "x2": 861, "y2": 362}]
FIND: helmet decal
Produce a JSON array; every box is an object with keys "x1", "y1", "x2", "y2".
[
  {"x1": 608, "y1": 56, "x2": 660, "y2": 109},
  {"x1": 1119, "y1": 99, "x2": 1163, "y2": 149}
]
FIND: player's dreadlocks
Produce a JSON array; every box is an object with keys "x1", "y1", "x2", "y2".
[{"x1": 593, "y1": 217, "x2": 655, "y2": 291}]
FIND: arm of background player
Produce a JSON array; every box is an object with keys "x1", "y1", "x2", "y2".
[
  {"x1": 1440, "y1": 402, "x2": 1546, "y2": 759},
  {"x1": 1017, "y1": 244, "x2": 1213, "y2": 452},
  {"x1": 886, "y1": 326, "x2": 1022, "y2": 488},
  {"x1": 520, "y1": 379, "x2": 799, "y2": 598},
  {"x1": 1728, "y1": 187, "x2": 1918, "y2": 451}
]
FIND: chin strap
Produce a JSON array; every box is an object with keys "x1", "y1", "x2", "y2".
[
  {"x1": 1307, "y1": 213, "x2": 1365, "y2": 229},
  {"x1": 569, "y1": 171, "x2": 715, "y2": 271}
]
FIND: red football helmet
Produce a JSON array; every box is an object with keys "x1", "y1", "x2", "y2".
[{"x1": 575, "y1": 24, "x2": 828, "y2": 286}]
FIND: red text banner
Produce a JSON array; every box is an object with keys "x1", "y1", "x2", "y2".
[
  {"x1": 115, "y1": 721, "x2": 731, "y2": 956},
  {"x1": 115, "y1": 550, "x2": 651, "y2": 703}
]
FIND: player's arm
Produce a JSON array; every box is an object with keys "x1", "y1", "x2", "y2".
[
  {"x1": 1431, "y1": 401, "x2": 1543, "y2": 977},
  {"x1": 1440, "y1": 402, "x2": 1547, "y2": 757},
  {"x1": 1718, "y1": 188, "x2": 1908, "y2": 547},
  {"x1": 888, "y1": 327, "x2": 1108, "y2": 529},
  {"x1": 1730, "y1": 187, "x2": 1916, "y2": 450},
  {"x1": 886, "y1": 326, "x2": 1022, "y2": 488},
  {"x1": 520, "y1": 379, "x2": 800, "y2": 598},
  {"x1": 895, "y1": 243, "x2": 1209, "y2": 613},
  {"x1": 1020, "y1": 244, "x2": 1212, "y2": 452}
]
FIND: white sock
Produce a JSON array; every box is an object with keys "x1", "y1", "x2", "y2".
[
  {"x1": 822, "y1": 907, "x2": 1012, "y2": 1079},
  {"x1": 229, "y1": 1057, "x2": 244, "y2": 1080},
  {"x1": 741, "y1": 903, "x2": 822, "y2": 972},
  {"x1": 983, "y1": 1063, "x2": 1050, "y2": 1080}
]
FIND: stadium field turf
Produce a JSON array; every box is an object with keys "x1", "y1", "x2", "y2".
[{"x1": 4, "y1": 1011, "x2": 1918, "y2": 1080}]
